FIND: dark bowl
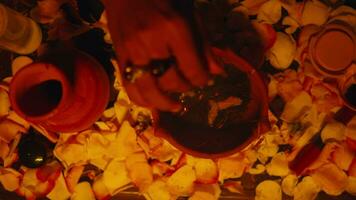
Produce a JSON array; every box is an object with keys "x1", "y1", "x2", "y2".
[{"x1": 154, "y1": 48, "x2": 270, "y2": 158}]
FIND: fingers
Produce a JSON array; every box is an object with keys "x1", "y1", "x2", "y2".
[
  {"x1": 157, "y1": 67, "x2": 191, "y2": 93},
  {"x1": 135, "y1": 73, "x2": 182, "y2": 112},
  {"x1": 167, "y1": 18, "x2": 209, "y2": 87},
  {"x1": 137, "y1": 27, "x2": 170, "y2": 60},
  {"x1": 205, "y1": 49, "x2": 224, "y2": 75},
  {"x1": 124, "y1": 38, "x2": 151, "y2": 65},
  {"x1": 123, "y1": 81, "x2": 150, "y2": 107}
]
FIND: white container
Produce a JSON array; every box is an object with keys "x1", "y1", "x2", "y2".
[{"x1": 0, "y1": 4, "x2": 42, "y2": 54}]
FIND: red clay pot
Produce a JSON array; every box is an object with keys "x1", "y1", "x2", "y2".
[
  {"x1": 154, "y1": 48, "x2": 270, "y2": 159},
  {"x1": 9, "y1": 46, "x2": 110, "y2": 132}
]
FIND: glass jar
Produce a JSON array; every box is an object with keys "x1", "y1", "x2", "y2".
[{"x1": 0, "y1": 4, "x2": 42, "y2": 54}]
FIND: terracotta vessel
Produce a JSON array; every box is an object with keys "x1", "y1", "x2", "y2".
[
  {"x1": 9, "y1": 45, "x2": 110, "y2": 132},
  {"x1": 154, "y1": 48, "x2": 269, "y2": 159}
]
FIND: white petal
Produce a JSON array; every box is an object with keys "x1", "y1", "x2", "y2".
[
  {"x1": 346, "y1": 176, "x2": 356, "y2": 196},
  {"x1": 266, "y1": 152, "x2": 290, "y2": 177},
  {"x1": 167, "y1": 165, "x2": 196, "y2": 196},
  {"x1": 11, "y1": 56, "x2": 33, "y2": 75},
  {"x1": 47, "y1": 173, "x2": 71, "y2": 200},
  {"x1": 71, "y1": 182, "x2": 96, "y2": 200},
  {"x1": 103, "y1": 159, "x2": 131, "y2": 194},
  {"x1": 282, "y1": 174, "x2": 298, "y2": 196},
  {"x1": 255, "y1": 180, "x2": 282, "y2": 200},
  {"x1": 267, "y1": 32, "x2": 297, "y2": 70},
  {"x1": 311, "y1": 163, "x2": 348, "y2": 196},
  {"x1": 301, "y1": 0, "x2": 330, "y2": 26},
  {"x1": 321, "y1": 121, "x2": 346, "y2": 143},
  {"x1": 145, "y1": 180, "x2": 172, "y2": 200},
  {"x1": 294, "y1": 176, "x2": 320, "y2": 200},
  {"x1": 0, "y1": 89, "x2": 10, "y2": 118},
  {"x1": 280, "y1": 91, "x2": 312, "y2": 122},
  {"x1": 257, "y1": 0, "x2": 282, "y2": 24}
]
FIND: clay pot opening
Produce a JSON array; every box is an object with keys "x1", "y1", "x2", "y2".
[
  {"x1": 16, "y1": 79, "x2": 62, "y2": 117},
  {"x1": 10, "y1": 62, "x2": 71, "y2": 122}
]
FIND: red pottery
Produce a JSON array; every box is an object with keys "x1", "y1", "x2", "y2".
[
  {"x1": 9, "y1": 45, "x2": 110, "y2": 133},
  {"x1": 154, "y1": 47, "x2": 269, "y2": 159}
]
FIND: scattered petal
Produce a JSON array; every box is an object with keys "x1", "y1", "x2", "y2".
[
  {"x1": 282, "y1": 16, "x2": 300, "y2": 34},
  {"x1": 248, "y1": 164, "x2": 266, "y2": 175},
  {"x1": 346, "y1": 176, "x2": 356, "y2": 196},
  {"x1": 191, "y1": 158, "x2": 218, "y2": 184},
  {"x1": 0, "y1": 169, "x2": 21, "y2": 192},
  {"x1": 294, "y1": 176, "x2": 320, "y2": 200},
  {"x1": 301, "y1": 0, "x2": 330, "y2": 26},
  {"x1": 126, "y1": 153, "x2": 153, "y2": 191},
  {"x1": 331, "y1": 142, "x2": 354, "y2": 171},
  {"x1": 11, "y1": 56, "x2": 33, "y2": 75},
  {"x1": 346, "y1": 116, "x2": 356, "y2": 140},
  {"x1": 103, "y1": 159, "x2": 131, "y2": 194},
  {"x1": 65, "y1": 165, "x2": 85, "y2": 193},
  {"x1": 267, "y1": 32, "x2": 297, "y2": 70},
  {"x1": 222, "y1": 180, "x2": 244, "y2": 194},
  {"x1": 92, "y1": 175, "x2": 111, "y2": 200},
  {"x1": 266, "y1": 152, "x2": 290, "y2": 177},
  {"x1": 281, "y1": 174, "x2": 298, "y2": 196},
  {"x1": 280, "y1": 91, "x2": 312, "y2": 122},
  {"x1": 311, "y1": 163, "x2": 348, "y2": 196},
  {"x1": 189, "y1": 184, "x2": 221, "y2": 200},
  {"x1": 145, "y1": 179, "x2": 172, "y2": 200},
  {"x1": 217, "y1": 154, "x2": 248, "y2": 181},
  {"x1": 71, "y1": 182, "x2": 96, "y2": 200},
  {"x1": 257, "y1": 0, "x2": 282, "y2": 24},
  {"x1": 167, "y1": 165, "x2": 196, "y2": 196},
  {"x1": 321, "y1": 122, "x2": 346, "y2": 143},
  {"x1": 0, "y1": 119, "x2": 26, "y2": 143},
  {"x1": 255, "y1": 180, "x2": 282, "y2": 200},
  {"x1": 0, "y1": 89, "x2": 10, "y2": 118},
  {"x1": 349, "y1": 157, "x2": 356, "y2": 177},
  {"x1": 46, "y1": 173, "x2": 71, "y2": 200}
]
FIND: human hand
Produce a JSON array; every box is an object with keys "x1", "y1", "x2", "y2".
[{"x1": 104, "y1": 0, "x2": 216, "y2": 112}]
